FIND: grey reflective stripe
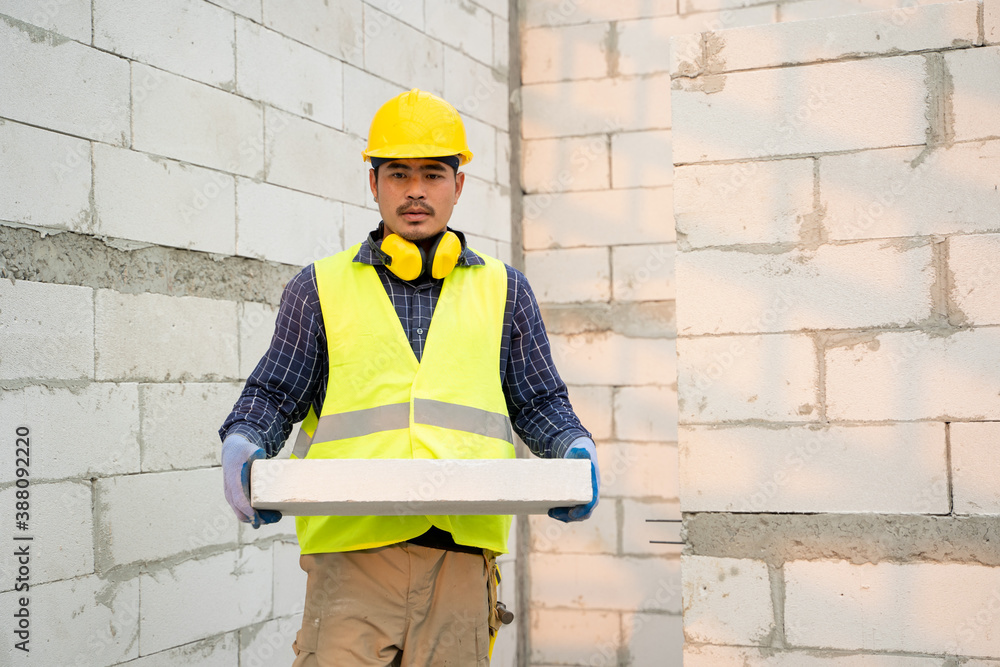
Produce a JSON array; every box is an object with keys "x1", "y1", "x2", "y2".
[
  {"x1": 291, "y1": 427, "x2": 313, "y2": 459},
  {"x1": 413, "y1": 398, "x2": 513, "y2": 444},
  {"x1": 311, "y1": 403, "x2": 411, "y2": 445}
]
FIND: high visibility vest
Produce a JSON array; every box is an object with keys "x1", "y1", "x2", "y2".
[{"x1": 291, "y1": 243, "x2": 515, "y2": 555}]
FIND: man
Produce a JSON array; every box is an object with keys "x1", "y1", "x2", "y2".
[{"x1": 220, "y1": 88, "x2": 599, "y2": 666}]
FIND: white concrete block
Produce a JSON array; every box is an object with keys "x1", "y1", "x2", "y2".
[
  {"x1": 140, "y1": 546, "x2": 272, "y2": 654},
  {"x1": 496, "y1": 240, "x2": 512, "y2": 265},
  {"x1": 264, "y1": 108, "x2": 367, "y2": 205},
  {"x1": 458, "y1": 115, "x2": 497, "y2": 184},
  {"x1": 0, "y1": 384, "x2": 140, "y2": 479},
  {"x1": 207, "y1": 0, "x2": 262, "y2": 21},
  {"x1": 493, "y1": 17, "x2": 509, "y2": 74},
  {"x1": 614, "y1": 385, "x2": 678, "y2": 442},
  {"x1": 988, "y1": 0, "x2": 1000, "y2": 45},
  {"x1": 523, "y1": 0, "x2": 679, "y2": 26},
  {"x1": 364, "y1": 6, "x2": 444, "y2": 94},
  {"x1": 826, "y1": 329, "x2": 1000, "y2": 421},
  {"x1": 951, "y1": 422, "x2": 1000, "y2": 515},
  {"x1": 0, "y1": 0, "x2": 92, "y2": 41},
  {"x1": 567, "y1": 385, "x2": 613, "y2": 440},
  {"x1": 236, "y1": 18, "x2": 343, "y2": 128},
  {"x1": 680, "y1": 423, "x2": 948, "y2": 513},
  {"x1": 342, "y1": 66, "x2": 407, "y2": 138},
  {"x1": 93, "y1": 143, "x2": 236, "y2": 254},
  {"x1": 611, "y1": 130, "x2": 673, "y2": 188},
  {"x1": 236, "y1": 178, "x2": 343, "y2": 266},
  {"x1": 94, "y1": 290, "x2": 239, "y2": 381},
  {"x1": 612, "y1": 243, "x2": 675, "y2": 302},
  {"x1": 444, "y1": 48, "x2": 509, "y2": 131},
  {"x1": 599, "y1": 442, "x2": 679, "y2": 500},
  {"x1": 0, "y1": 279, "x2": 93, "y2": 381},
  {"x1": 531, "y1": 554, "x2": 681, "y2": 612},
  {"x1": 252, "y1": 459, "x2": 593, "y2": 515},
  {"x1": 621, "y1": 499, "x2": 681, "y2": 555},
  {"x1": 674, "y1": 158, "x2": 814, "y2": 248},
  {"x1": 464, "y1": 232, "x2": 498, "y2": 259},
  {"x1": 94, "y1": 0, "x2": 235, "y2": 88},
  {"x1": 426, "y1": 0, "x2": 493, "y2": 65},
  {"x1": 684, "y1": 0, "x2": 774, "y2": 10},
  {"x1": 364, "y1": 0, "x2": 424, "y2": 30},
  {"x1": 521, "y1": 23, "x2": 610, "y2": 83},
  {"x1": 778, "y1": 0, "x2": 952, "y2": 23},
  {"x1": 683, "y1": 555, "x2": 773, "y2": 645},
  {"x1": 0, "y1": 120, "x2": 91, "y2": 230},
  {"x1": 952, "y1": 233, "x2": 1000, "y2": 326},
  {"x1": 522, "y1": 135, "x2": 610, "y2": 194},
  {"x1": 240, "y1": 615, "x2": 300, "y2": 667},
  {"x1": 530, "y1": 608, "x2": 621, "y2": 667},
  {"x1": 273, "y1": 540, "x2": 306, "y2": 617},
  {"x1": 140, "y1": 382, "x2": 241, "y2": 472},
  {"x1": 475, "y1": 0, "x2": 507, "y2": 18},
  {"x1": 132, "y1": 64, "x2": 264, "y2": 177},
  {"x1": 822, "y1": 142, "x2": 1000, "y2": 241},
  {"x1": 623, "y1": 613, "x2": 684, "y2": 667},
  {"x1": 239, "y1": 301, "x2": 279, "y2": 379},
  {"x1": 119, "y1": 633, "x2": 239, "y2": 667},
  {"x1": 0, "y1": 574, "x2": 139, "y2": 665},
  {"x1": 96, "y1": 468, "x2": 237, "y2": 568},
  {"x1": 529, "y1": 495, "x2": 617, "y2": 554},
  {"x1": 683, "y1": 644, "x2": 944, "y2": 667},
  {"x1": 948, "y1": 46, "x2": 1000, "y2": 142},
  {"x1": 524, "y1": 247, "x2": 610, "y2": 303},
  {"x1": 452, "y1": 176, "x2": 511, "y2": 242},
  {"x1": 785, "y1": 560, "x2": 1000, "y2": 656},
  {"x1": 496, "y1": 131, "x2": 511, "y2": 189},
  {"x1": 672, "y1": 56, "x2": 928, "y2": 163},
  {"x1": 262, "y1": 0, "x2": 363, "y2": 66},
  {"x1": 522, "y1": 74, "x2": 672, "y2": 138},
  {"x1": 549, "y1": 332, "x2": 676, "y2": 386},
  {"x1": 677, "y1": 334, "x2": 818, "y2": 423},
  {"x1": 0, "y1": 17, "x2": 129, "y2": 145},
  {"x1": 523, "y1": 187, "x2": 675, "y2": 249},
  {"x1": 343, "y1": 203, "x2": 378, "y2": 249},
  {"x1": 717, "y1": 2, "x2": 979, "y2": 72}
]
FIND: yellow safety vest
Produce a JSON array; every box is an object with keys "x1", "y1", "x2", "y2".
[{"x1": 290, "y1": 243, "x2": 515, "y2": 554}]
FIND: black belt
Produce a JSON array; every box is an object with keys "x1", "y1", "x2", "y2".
[{"x1": 406, "y1": 527, "x2": 483, "y2": 555}]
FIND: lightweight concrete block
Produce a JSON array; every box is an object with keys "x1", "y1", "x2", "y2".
[
  {"x1": 683, "y1": 644, "x2": 944, "y2": 666},
  {"x1": 426, "y1": 0, "x2": 493, "y2": 66},
  {"x1": 236, "y1": 18, "x2": 343, "y2": 129},
  {"x1": 785, "y1": 560, "x2": 1000, "y2": 656},
  {"x1": 95, "y1": 290, "x2": 239, "y2": 381},
  {"x1": 521, "y1": 136, "x2": 611, "y2": 194},
  {"x1": 672, "y1": 56, "x2": 927, "y2": 163},
  {"x1": 496, "y1": 131, "x2": 511, "y2": 189},
  {"x1": 624, "y1": 613, "x2": 684, "y2": 667},
  {"x1": 549, "y1": 332, "x2": 676, "y2": 386},
  {"x1": 93, "y1": 143, "x2": 236, "y2": 254},
  {"x1": 988, "y1": 0, "x2": 1000, "y2": 45},
  {"x1": 599, "y1": 442, "x2": 679, "y2": 500},
  {"x1": 682, "y1": 555, "x2": 773, "y2": 645},
  {"x1": 777, "y1": 0, "x2": 939, "y2": 23},
  {"x1": 96, "y1": 468, "x2": 237, "y2": 569},
  {"x1": 621, "y1": 499, "x2": 681, "y2": 555},
  {"x1": 674, "y1": 158, "x2": 814, "y2": 248},
  {"x1": 240, "y1": 616, "x2": 301, "y2": 667},
  {"x1": 239, "y1": 301, "x2": 279, "y2": 379},
  {"x1": 529, "y1": 496, "x2": 617, "y2": 554},
  {"x1": 530, "y1": 608, "x2": 621, "y2": 667},
  {"x1": 677, "y1": 334, "x2": 818, "y2": 423},
  {"x1": 951, "y1": 233, "x2": 1000, "y2": 327},
  {"x1": 493, "y1": 17, "x2": 509, "y2": 74},
  {"x1": 94, "y1": 0, "x2": 235, "y2": 88},
  {"x1": 680, "y1": 423, "x2": 948, "y2": 513},
  {"x1": 364, "y1": 6, "x2": 444, "y2": 94},
  {"x1": 140, "y1": 546, "x2": 272, "y2": 654},
  {"x1": 0, "y1": 0, "x2": 92, "y2": 41},
  {"x1": 684, "y1": 0, "x2": 773, "y2": 10},
  {"x1": 0, "y1": 120, "x2": 91, "y2": 230},
  {"x1": 0, "y1": 574, "x2": 139, "y2": 664},
  {"x1": 951, "y1": 422, "x2": 1000, "y2": 515},
  {"x1": 273, "y1": 540, "x2": 307, "y2": 617},
  {"x1": 364, "y1": 0, "x2": 424, "y2": 29},
  {"x1": 522, "y1": 74, "x2": 672, "y2": 138},
  {"x1": 262, "y1": 0, "x2": 363, "y2": 66},
  {"x1": 616, "y1": 17, "x2": 674, "y2": 76},
  {"x1": 132, "y1": 64, "x2": 264, "y2": 177},
  {"x1": 531, "y1": 553, "x2": 681, "y2": 612},
  {"x1": 264, "y1": 108, "x2": 367, "y2": 205},
  {"x1": 521, "y1": 23, "x2": 611, "y2": 83},
  {"x1": 464, "y1": 233, "x2": 499, "y2": 259},
  {"x1": 0, "y1": 17, "x2": 130, "y2": 145},
  {"x1": 612, "y1": 243, "x2": 675, "y2": 302},
  {"x1": 343, "y1": 203, "x2": 378, "y2": 249},
  {"x1": 140, "y1": 382, "x2": 241, "y2": 472},
  {"x1": 566, "y1": 385, "x2": 613, "y2": 440},
  {"x1": 523, "y1": 0, "x2": 678, "y2": 26},
  {"x1": 822, "y1": 142, "x2": 1000, "y2": 241},
  {"x1": 614, "y1": 385, "x2": 678, "y2": 442},
  {"x1": 452, "y1": 176, "x2": 511, "y2": 243},
  {"x1": 524, "y1": 248, "x2": 611, "y2": 303},
  {"x1": 611, "y1": 130, "x2": 673, "y2": 188},
  {"x1": 0, "y1": 384, "x2": 140, "y2": 480},
  {"x1": 236, "y1": 178, "x2": 343, "y2": 266},
  {"x1": 251, "y1": 459, "x2": 593, "y2": 515},
  {"x1": 459, "y1": 115, "x2": 498, "y2": 184},
  {"x1": 444, "y1": 48, "x2": 509, "y2": 131},
  {"x1": 523, "y1": 187, "x2": 675, "y2": 249},
  {"x1": 207, "y1": 0, "x2": 261, "y2": 21},
  {"x1": 826, "y1": 329, "x2": 1000, "y2": 421},
  {"x1": 0, "y1": 279, "x2": 93, "y2": 381},
  {"x1": 122, "y1": 633, "x2": 239, "y2": 667},
  {"x1": 342, "y1": 66, "x2": 406, "y2": 138},
  {"x1": 948, "y1": 46, "x2": 1000, "y2": 142}
]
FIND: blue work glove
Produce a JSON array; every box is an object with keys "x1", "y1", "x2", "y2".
[
  {"x1": 222, "y1": 433, "x2": 282, "y2": 529},
  {"x1": 548, "y1": 436, "x2": 600, "y2": 522}
]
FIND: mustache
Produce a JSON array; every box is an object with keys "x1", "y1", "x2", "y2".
[{"x1": 397, "y1": 202, "x2": 435, "y2": 216}]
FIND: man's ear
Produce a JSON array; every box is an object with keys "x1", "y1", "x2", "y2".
[
  {"x1": 369, "y1": 168, "x2": 378, "y2": 200},
  {"x1": 454, "y1": 170, "x2": 465, "y2": 203}
]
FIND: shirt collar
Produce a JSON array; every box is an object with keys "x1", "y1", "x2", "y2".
[{"x1": 353, "y1": 223, "x2": 485, "y2": 268}]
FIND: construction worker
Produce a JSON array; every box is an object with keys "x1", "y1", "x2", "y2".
[{"x1": 219, "y1": 88, "x2": 599, "y2": 666}]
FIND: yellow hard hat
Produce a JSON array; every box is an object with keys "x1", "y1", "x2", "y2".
[{"x1": 363, "y1": 89, "x2": 473, "y2": 165}]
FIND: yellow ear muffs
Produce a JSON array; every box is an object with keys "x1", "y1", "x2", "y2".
[
  {"x1": 380, "y1": 234, "x2": 424, "y2": 281},
  {"x1": 427, "y1": 231, "x2": 463, "y2": 279}
]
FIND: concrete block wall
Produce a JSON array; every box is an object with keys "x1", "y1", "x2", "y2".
[
  {"x1": 0, "y1": 1, "x2": 513, "y2": 664},
  {"x1": 673, "y1": 1, "x2": 1000, "y2": 664}
]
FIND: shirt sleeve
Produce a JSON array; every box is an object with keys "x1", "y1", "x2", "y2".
[
  {"x1": 219, "y1": 265, "x2": 328, "y2": 457},
  {"x1": 502, "y1": 265, "x2": 592, "y2": 459}
]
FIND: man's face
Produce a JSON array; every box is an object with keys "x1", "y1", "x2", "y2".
[{"x1": 369, "y1": 158, "x2": 465, "y2": 243}]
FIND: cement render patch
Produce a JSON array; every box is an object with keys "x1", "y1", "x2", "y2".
[{"x1": 684, "y1": 513, "x2": 1000, "y2": 567}]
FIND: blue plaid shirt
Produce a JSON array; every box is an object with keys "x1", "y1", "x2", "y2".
[{"x1": 221, "y1": 227, "x2": 590, "y2": 459}]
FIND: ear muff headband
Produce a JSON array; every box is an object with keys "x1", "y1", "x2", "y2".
[{"x1": 370, "y1": 231, "x2": 463, "y2": 281}]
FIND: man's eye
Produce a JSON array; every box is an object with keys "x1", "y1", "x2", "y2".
[
  {"x1": 426, "y1": 173, "x2": 442, "y2": 179},
  {"x1": 390, "y1": 172, "x2": 406, "y2": 178}
]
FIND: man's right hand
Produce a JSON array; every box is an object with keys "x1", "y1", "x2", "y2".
[{"x1": 222, "y1": 434, "x2": 282, "y2": 529}]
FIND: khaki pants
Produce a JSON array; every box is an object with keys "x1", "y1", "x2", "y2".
[{"x1": 291, "y1": 543, "x2": 490, "y2": 667}]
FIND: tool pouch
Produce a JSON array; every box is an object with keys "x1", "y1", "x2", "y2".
[{"x1": 485, "y1": 550, "x2": 502, "y2": 639}]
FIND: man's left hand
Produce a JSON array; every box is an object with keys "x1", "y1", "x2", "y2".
[{"x1": 549, "y1": 436, "x2": 600, "y2": 522}]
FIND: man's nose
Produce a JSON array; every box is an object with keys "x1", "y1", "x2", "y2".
[{"x1": 405, "y1": 176, "x2": 425, "y2": 198}]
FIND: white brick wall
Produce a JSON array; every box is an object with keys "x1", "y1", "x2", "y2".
[
  {"x1": 426, "y1": 0, "x2": 494, "y2": 66},
  {"x1": 120, "y1": 633, "x2": 239, "y2": 666},
  {"x1": 599, "y1": 442, "x2": 679, "y2": 499},
  {"x1": 550, "y1": 333, "x2": 675, "y2": 386},
  {"x1": 523, "y1": 247, "x2": 611, "y2": 303},
  {"x1": 624, "y1": 613, "x2": 684, "y2": 667},
  {"x1": 0, "y1": 0, "x2": 92, "y2": 41},
  {"x1": 140, "y1": 383, "x2": 241, "y2": 471},
  {"x1": 261, "y1": 0, "x2": 364, "y2": 66},
  {"x1": 947, "y1": 46, "x2": 1000, "y2": 142},
  {"x1": 566, "y1": 385, "x2": 613, "y2": 440},
  {"x1": 529, "y1": 608, "x2": 621, "y2": 666},
  {"x1": 531, "y1": 554, "x2": 681, "y2": 611},
  {"x1": 364, "y1": 7, "x2": 444, "y2": 93},
  {"x1": 951, "y1": 422, "x2": 1000, "y2": 515},
  {"x1": 614, "y1": 385, "x2": 678, "y2": 442},
  {"x1": 621, "y1": 498, "x2": 681, "y2": 555},
  {"x1": 238, "y1": 301, "x2": 279, "y2": 379},
  {"x1": 522, "y1": 135, "x2": 611, "y2": 193},
  {"x1": 988, "y1": 0, "x2": 1000, "y2": 45},
  {"x1": 521, "y1": 23, "x2": 609, "y2": 83},
  {"x1": 522, "y1": 0, "x2": 679, "y2": 26},
  {"x1": 529, "y1": 499, "x2": 618, "y2": 554},
  {"x1": 682, "y1": 555, "x2": 774, "y2": 645},
  {"x1": 684, "y1": 645, "x2": 945, "y2": 666},
  {"x1": 611, "y1": 130, "x2": 673, "y2": 188},
  {"x1": 951, "y1": 233, "x2": 1000, "y2": 326}
]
